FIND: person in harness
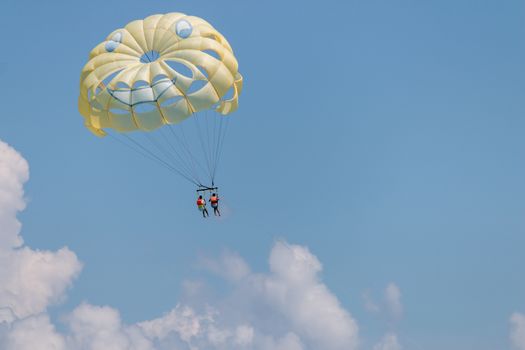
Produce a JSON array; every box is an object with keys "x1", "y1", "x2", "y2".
[
  {"x1": 196, "y1": 195, "x2": 209, "y2": 218},
  {"x1": 209, "y1": 193, "x2": 220, "y2": 216}
]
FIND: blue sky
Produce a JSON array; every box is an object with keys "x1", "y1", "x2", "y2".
[{"x1": 0, "y1": 0, "x2": 524, "y2": 349}]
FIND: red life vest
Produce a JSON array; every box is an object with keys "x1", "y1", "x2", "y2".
[
  {"x1": 197, "y1": 198, "x2": 205, "y2": 206},
  {"x1": 210, "y1": 196, "x2": 218, "y2": 204}
]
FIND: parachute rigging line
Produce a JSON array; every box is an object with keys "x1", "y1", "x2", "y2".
[
  {"x1": 157, "y1": 127, "x2": 201, "y2": 184},
  {"x1": 193, "y1": 111, "x2": 214, "y2": 181},
  {"x1": 212, "y1": 116, "x2": 230, "y2": 183},
  {"x1": 166, "y1": 123, "x2": 207, "y2": 182},
  {"x1": 108, "y1": 132, "x2": 202, "y2": 187},
  {"x1": 142, "y1": 132, "x2": 198, "y2": 183}
]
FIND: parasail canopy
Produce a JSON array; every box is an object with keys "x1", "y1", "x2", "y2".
[{"x1": 78, "y1": 12, "x2": 243, "y2": 137}]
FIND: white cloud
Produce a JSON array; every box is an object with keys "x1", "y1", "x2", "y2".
[
  {"x1": 0, "y1": 247, "x2": 81, "y2": 321},
  {"x1": 0, "y1": 140, "x2": 359, "y2": 350},
  {"x1": 139, "y1": 304, "x2": 211, "y2": 343},
  {"x1": 1, "y1": 314, "x2": 66, "y2": 350},
  {"x1": 260, "y1": 332, "x2": 304, "y2": 350},
  {"x1": 234, "y1": 325, "x2": 254, "y2": 346},
  {"x1": 263, "y1": 241, "x2": 359, "y2": 350},
  {"x1": 373, "y1": 332, "x2": 402, "y2": 350},
  {"x1": 385, "y1": 283, "x2": 403, "y2": 320},
  {"x1": 66, "y1": 303, "x2": 153, "y2": 350},
  {"x1": 0, "y1": 140, "x2": 82, "y2": 325},
  {"x1": 0, "y1": 140, "x2": 28, "y2": 250},
  {"x1": 199, "y1": 250, "x2": 250, "y2": 282},
  {"x1": 511, "y1": 312, "x2": 525, "y2": 350},
  {"x1": 137, "y1": 242, "x2": 358, "y2": 349},
  {"x1": 63, "y1": 243, "x2": 358, "y2": 350}
]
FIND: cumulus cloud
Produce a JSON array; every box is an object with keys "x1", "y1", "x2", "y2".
[
  {"x1": 199, "y1": 250, "x2": 250, "y2": 282},
  {"x1": 135, "y1": 242, "x2": 358, "y2": 350},
  {"x1": 234, "y1": 325, "x2": 254, "y2": 346},
  {"x1": 0, "y1": 140, "x2": 82, "y2": 325},
  {"x1": 0, "y1": 139, "x2": 358, "y2": 350},
  {"x1": 260, "y1": 332, "x2": 304, "y2": 350},
  {"x1": 0, "y1": 140, "x2": 28, "y2": 249},
  {"x1": 263, "y1": 242, "x2": 359, "y2": 349},
  {"x1": 511, "y1": 312, "x2": 525, "y2": 350},
  {"x1": 1, "y1": 314, "x2": 66, "y2": 350},
  {"x1": 66, "y1": 303, "x2": 153, "y2": 350},
  {"x1": 373, "y1": 332, "x2": 402, "y2": 350},
  {"x1": 139, "y1": 304, "x2": 212, "y2": 344},
  {"x1": 0, "y1": 247, "x2": 81, "y2": 322}
]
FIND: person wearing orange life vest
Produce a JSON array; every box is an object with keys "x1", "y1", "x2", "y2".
[
  {"x1": 196, "y1": 195, "x2": 209, "y2": 218},
  {"x1": 209, "y1": 193, "x2": 220, "y2": 216}
]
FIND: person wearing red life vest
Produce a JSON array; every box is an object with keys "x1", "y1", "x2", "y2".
[
  {"x1": 209, "y1": 193, "x2": 220, "y2": 216},
  {"x1": 196, "y1": 195, "x2": 209, "y2": 218}
]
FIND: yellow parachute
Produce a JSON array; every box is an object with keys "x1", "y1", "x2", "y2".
[{"x1": 78, "y1": 13, "x2": 243, "y2": 188}]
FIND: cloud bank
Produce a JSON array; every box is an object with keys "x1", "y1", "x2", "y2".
[
  {"x1": 0, "y1": 139, "x2": 359, "y2": 350},
  {"x1": 57, "y1": 241, "x2": 359, "y2": 350}
]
